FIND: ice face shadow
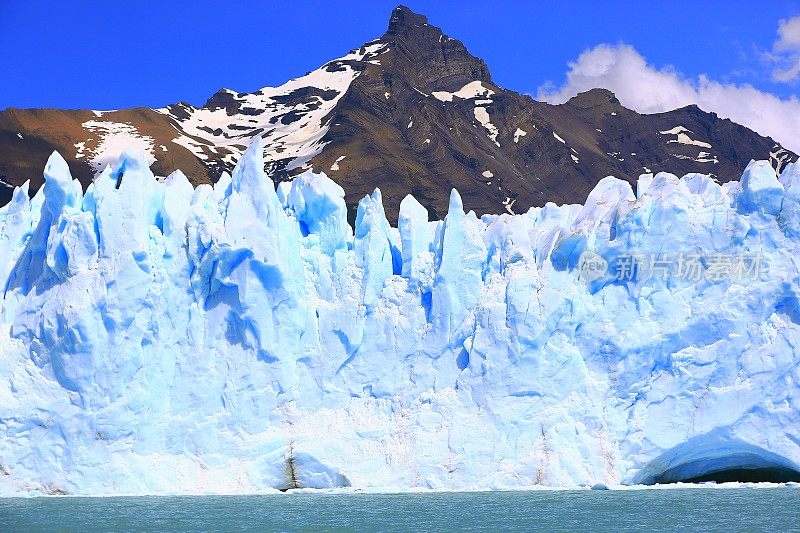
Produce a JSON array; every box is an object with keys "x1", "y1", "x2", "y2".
[{"x1": 631, "y1": 433, "x2": 800, "y2": 485}]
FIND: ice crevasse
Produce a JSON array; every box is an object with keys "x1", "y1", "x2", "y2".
[{"x1": 1, "y1": 137, "x2": 800, "y2": 495}]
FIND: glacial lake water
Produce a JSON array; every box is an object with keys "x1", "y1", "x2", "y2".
[{"x1": 1, "y1": 486, "x2": 799, "y2": 532}]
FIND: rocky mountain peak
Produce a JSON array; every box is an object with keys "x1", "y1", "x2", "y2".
[
  {"x1": 386, "y1": 5, "x2": 429, "y2": 33},
  {"x1": 566, "y1": 88, "x2": 622, "y2": 109},
  {"x1": 379, "y1": 5, "x2": 492, "y2": 92}
]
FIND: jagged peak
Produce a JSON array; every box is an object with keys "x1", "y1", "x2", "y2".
[
  {"x1": 203, "y1": 88, "x2": 240, "y2": 113},
  {"x1": 378, "y1": 6, "x2": 492, "y2": 92},
  {"x1": 382, "y1": 5, "x2": 451, "y2": 46},
  {"x1": 565, "y1": 88, "x2": 622, "y2": 109},
  {"x1": 387, "y1": 5, "x2": 429, "y2": 33},
  {"x1": 672, "y1": 103, "x2": 707, "y2": 116}
]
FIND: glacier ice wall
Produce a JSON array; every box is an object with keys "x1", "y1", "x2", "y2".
[{"x1": 1, "y1": 138, "x2": 800, "y2": 494}]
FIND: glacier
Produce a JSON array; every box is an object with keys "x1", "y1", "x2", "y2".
[{"x1": 1, "y1": 138, "x2": 800, "y2": 495}]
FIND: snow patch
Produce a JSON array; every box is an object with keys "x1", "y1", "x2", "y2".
[
  {"x1": 672, "y1": 153, "x2": 719, "y2": 164},
  {"x1": 81, "y1": 120, "x2": 156, "y2": 172},
  {"x1": 671, "y1": 133, "x2": 712, "y2": 149},
  {"x1": 474, "y1": 107, "x2": 499, "y2": 146},
  {"x1": 502, "y1": 195, "x2": 516, "y2": 214},
  {"x1": 659, "y1": 127, "x2": 713, "y2": 149},
  {"x1": 330, "y1": 155, "x2": 346, "y2": 171},
  {"x1": 431, "y1": 81, "x2": 495, "y2": 102},
  {"x1": 660, "y1": 126, "x2": 690, "y2": 135}
]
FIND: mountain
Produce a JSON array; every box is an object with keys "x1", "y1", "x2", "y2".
[
  {"x1": 0, "y1": 5, "x2": 796, "y2": 222},
  {"x1": 2, "y1": 140, "x2": 800, "y2": 494}
]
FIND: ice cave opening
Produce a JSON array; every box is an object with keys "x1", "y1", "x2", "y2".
[{"x1": 631, "y1": 435, "x2": 800, "y2": 485}]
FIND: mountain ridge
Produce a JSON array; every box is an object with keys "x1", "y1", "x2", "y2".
[{"x1": 0, "y1": 5, "x2": 795, "y2": 221}]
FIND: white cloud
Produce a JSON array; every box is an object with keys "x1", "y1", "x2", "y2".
[
  {"x1": 775, "y1": 16, "x2": 800, "y2": 51},
  {"x1": 537, "y1": 43, "x2": 800, "y2": 153},
  {"x1": 771, "y1": 16, "x2": 800, "y2": 82}
]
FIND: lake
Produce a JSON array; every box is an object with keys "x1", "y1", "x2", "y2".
[{"x1": 1, "y1": 486, "x2": 799, "y2": 532}]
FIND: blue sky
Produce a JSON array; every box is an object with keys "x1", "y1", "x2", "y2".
[{"x1": 1, "y1": 0, "x2": 798, "y2": 109}]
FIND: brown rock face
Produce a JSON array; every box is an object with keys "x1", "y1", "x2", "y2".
[{"x1": 0, "y1": 5, "x2": 795, "y2": 220}]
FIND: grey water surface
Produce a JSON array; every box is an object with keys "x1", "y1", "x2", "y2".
[{"x1": 2, "y1": 487, "x2": 799, "y2": 532}]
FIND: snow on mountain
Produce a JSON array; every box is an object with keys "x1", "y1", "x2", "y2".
[
  {"x1": 431, "y1": 80, "x2": 495, "y2": 102},
  {"x1": 159, "y1": 41, "x2": 387, "y2": 174},
  {"x1": 0, "y1": 141, "x2": 799, "y2": 495},
  {"x1": 71, "y1": 42, "x2": 387, "y2": 180},
  {"x1": 80, "y1": 119, "x2": 157, "y2": 172}
]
